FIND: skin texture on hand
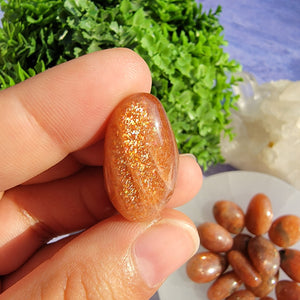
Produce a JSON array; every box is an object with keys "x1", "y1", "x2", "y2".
[{"x1": 0, "y1": 48, "x2": 202, "y2": 299}]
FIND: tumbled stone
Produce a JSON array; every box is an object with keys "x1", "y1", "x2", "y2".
[
  {"x1": 104, "y1": 93, "x2": 179, "y2": 221},
  {"x1": 275, "y1": 280, "x2": 300, "y2": 300},
  {"x1": 268, "y1": 215, "x2": 300, "y2": 247}
]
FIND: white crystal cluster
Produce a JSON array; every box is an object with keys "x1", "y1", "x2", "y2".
[{"x1": 221, "y1": 72, "x2": 300, "y2": 190}]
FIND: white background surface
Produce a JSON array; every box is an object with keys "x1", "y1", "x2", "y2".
[{"x1": 159, "y1": 171, "x2": 300, "y2": 299}]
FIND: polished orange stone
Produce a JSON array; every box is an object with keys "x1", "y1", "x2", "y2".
[
  {"x1": 207, "y1": 271, "x2": 242, "y2": 300},
  {"x1": 268, "y1": 215, "x2": 300, "y2": 247},
  {"x1": 186, "y1": 252, "x2": 228, "y2": 283},
  {"x1": 279, "y1": 248, "x2": 300, "y2": 282},
  {"x1": 104, "y1": 93, "x2": 179, "y2": 221},
  {"x1": 276, "y1": 280, "x2": 300, "y2": 300},
  {"x1": 245, "y1": 193, "x2": 273, "y2": 235}
]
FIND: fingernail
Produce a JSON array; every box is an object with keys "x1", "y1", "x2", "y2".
[
  {"x1": 134, "y1": 220, "x2": 199, "y2": 287},
  {"x1": 181, "y1": 153, "x2": 197, "y2": 162}
]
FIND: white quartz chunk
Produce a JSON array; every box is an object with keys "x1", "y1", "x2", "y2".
[{"x1": 221, "y1": 72, "x2": 300, "y2": 190}]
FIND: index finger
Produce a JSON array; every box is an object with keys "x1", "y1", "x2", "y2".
[{"x1": 0, "y1": 48, "x2": 152, "y2": 191}]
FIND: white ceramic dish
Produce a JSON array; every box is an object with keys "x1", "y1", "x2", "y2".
[{"x1": 159, "y1": 171, "x2": 300, "y2": 300}]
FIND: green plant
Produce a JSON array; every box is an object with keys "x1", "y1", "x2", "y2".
[{"x1": 0, "y1": 0, "x2": 241, "y2": 170}]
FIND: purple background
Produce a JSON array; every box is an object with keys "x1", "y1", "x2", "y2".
[{"x1": 199, "y1": 0, "x2": 300, "y2": 83}]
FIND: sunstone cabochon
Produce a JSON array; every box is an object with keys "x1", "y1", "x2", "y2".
[{"x1": 104, "y1": 93, "x2": 178, "y2": 222}]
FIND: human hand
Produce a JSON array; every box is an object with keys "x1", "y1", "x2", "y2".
[{"x1": 0, "y1": 48, "x2": 202, "y2": 299}]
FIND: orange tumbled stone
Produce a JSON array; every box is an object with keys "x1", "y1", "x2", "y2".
[{"x1": 104, "y1": 93, "x2": 179, "y2": 221}]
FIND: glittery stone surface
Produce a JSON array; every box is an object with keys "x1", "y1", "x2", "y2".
[{"x1": 104, "y1": 93, "x2": 179, "y2": 221}]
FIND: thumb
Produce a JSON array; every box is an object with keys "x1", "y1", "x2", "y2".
[{"x1": 1, "y1": 209, "x2": 199, "y2": 300}]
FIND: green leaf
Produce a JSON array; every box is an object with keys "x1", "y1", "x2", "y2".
[
  {"x1": 0, "y1": 0, "x2": 242, "y2": 170},
  {"x1": 132, "y1": 8, "x2": 146, "y2": 27}
]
